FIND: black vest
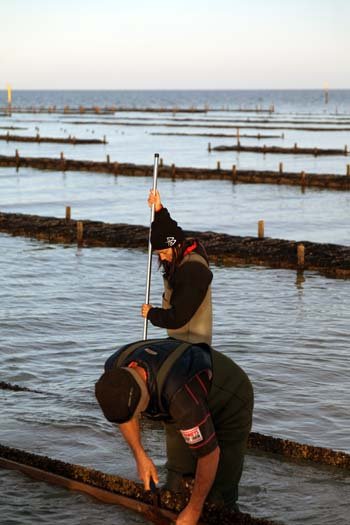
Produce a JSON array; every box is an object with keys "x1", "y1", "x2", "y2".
[{"x1": 104, "y1": 338, "x2": 212, "y2": 421}]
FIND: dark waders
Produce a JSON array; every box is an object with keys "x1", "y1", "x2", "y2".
[{"x1": 164, "y1": 349, "x2": 254, "y2": 511}]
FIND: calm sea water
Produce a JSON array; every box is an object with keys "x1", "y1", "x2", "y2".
[
  {"x1": 0, "y1": 91, "x2": 349, "y2": 525},
  {"x1": 1, "y1": 168, "x2": 350, "y2": 246}
]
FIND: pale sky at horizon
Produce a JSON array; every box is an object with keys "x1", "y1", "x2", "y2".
[{"x1": 2, "y1": 0, "x2": 349, "y2": 89}]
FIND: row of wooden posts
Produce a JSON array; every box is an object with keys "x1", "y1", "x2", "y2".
[
  {"x1": 213, "y1": 159, "x2": 350, "y2": 179},
  {"x1": 65, "y1": 206, "x2": 305, "y2": 266},
  {"x1": 2, "y1": 103, "x2": 275, "y2": 114},
  {"x1": 6, "y1": 132, "x2": 107, "y2": 144},
  {"x1": 64, "y1": 207, "x2": 84, "y2": 246},
  {"x1": 208, "y1": 141, "x2": 349, "y2": 156},
  {"x1": 12, "y1": 149, "x2": 350, "y2": 181}
]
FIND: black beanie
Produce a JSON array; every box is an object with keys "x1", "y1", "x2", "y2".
[
  {"x1": 151, "y1": 208, "x2": 185, "y2": 250},
  {"x1": 95, "y1": 368, "x2": 142, "y2": 423}
]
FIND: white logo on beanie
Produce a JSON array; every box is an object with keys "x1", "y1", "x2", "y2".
[{"x1": 166, "y1": 237, "x2": 176, "y2": 247}]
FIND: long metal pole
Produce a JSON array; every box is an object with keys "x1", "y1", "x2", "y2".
[{"x1": 143, "y1": 153, "x2": 159, "y2": 340}]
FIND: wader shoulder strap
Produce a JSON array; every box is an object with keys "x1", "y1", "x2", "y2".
[
  {"x1": 156, "y1": 341, "x2": 191, "y2": 411},
  {"x1": 115, "y1": 339, "x2": 163, "y2": 367}
]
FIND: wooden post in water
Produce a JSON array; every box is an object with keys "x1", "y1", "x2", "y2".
[
  {"x1": 346, "y1": 164, "x2": 350, "y2": 176},
  {"x1": 77, "y1": 221, "x2": 84, "y2": 246},
  {"x1": 324, "y1": 83, "x2": 329, "y2": 104},
  {"x1": 294, "y1": 143, "x2": 298, "y2": 152},
  {"x1": 232, "y1": 165, "x2": 237, "y2": 184},
  {"x1": 279, "y1": 162, "x2": 283, "y2": 174},
  {"x1": 103, "y1": 135, "x2": 107, "y2": 144},
  {"x1": 301, "y1": 171, "x2": 306, "y2": 186},
  {"x1": 65, "y1": 206, "x2": 71, "y2": 221},
  {"x1": 159, "y1": 158, "x2": 163, "y2": 167},
  {"x1": 217, "y1": 161, "x2": 221, "y2": 171},
  {"x1": 7, "y1": 85, "x2": 12, "y2": 105},
  {"x1": 15, "y1": 149, "x2": 19, "y2": 169},
  {"x1": 236, "y1": 128, "x2": 240, "y2": 147},
  {"x1": 344, "y1": 145, "x2": 348, "y2": 156},
  {"x1": 106, "y1": 154, "x2": 110, "y2": 164},
  {"x1": 208, "y1": 142, "x2": 211, "y2": 152},
  {"x1": 16, "y1": 149, "x2": 19, "y2": 171},
  {"x1": 60, "y1": 152, "x2": 65, "y2": 171},
  {"x1": 7, "y1": 84, "x2": 12, "y2": 115},
  {"x1": 258, "y1": 220, "x2": 264, "y2": 239},
  {"x1": 171, "y1": 163, "x2": 176, "y2": 179},
  {"x1": 297, "y1": 244, "x2": 305, "y2": 268},
  {"x1": 114, "y1": 162, "x2": 119, "y2": 175}
]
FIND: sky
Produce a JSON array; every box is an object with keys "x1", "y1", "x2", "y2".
[{"x1": 1, "y1": 0, "x2": 349, "y2": 89}]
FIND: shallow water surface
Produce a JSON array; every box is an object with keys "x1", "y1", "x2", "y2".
[
  {"x1": 0, "y1": 235, "x2": 349, "y2": 524},
  {"x1": 1, "y1": 167, "x2": 350, "y2": 245},
  {"x1": 1, "y1": 90, "x2": 349, "y2": 524}
]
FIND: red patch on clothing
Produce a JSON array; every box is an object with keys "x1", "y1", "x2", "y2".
[
  {"x1": 183, "y1": 242, "x2": 198, "y2": 256},
  {"x1": 180, "y1": 426, "x2": 203, "y2": 445}
]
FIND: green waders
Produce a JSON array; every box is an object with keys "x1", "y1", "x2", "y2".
[{"x1": 164, "y1": 349, "x2": 254, "y2": 511}]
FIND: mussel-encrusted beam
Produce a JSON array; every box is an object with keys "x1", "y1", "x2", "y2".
[
  {"x1": 0, "y1": 134, "x2": 105, "y2": 145},
  {"x1": 1, "y1": 211, "x2": 350, "y2": 278},
  {"x1": 0, "y1": 444, "x2": 279, "y2": 525},
  {"x1": 247, "y1": 432, "x2": 350, "y2": 470},
  {"x1": 213, "y1": 144, "x2": 348, "y2": 156},
  {"x1": 0, "y1": 154, "x2": 349, "y2": 190}
]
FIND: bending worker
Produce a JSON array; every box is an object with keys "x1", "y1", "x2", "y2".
[
  {"x1": 141, "y1": 190, "x2": 213, "y2": 345},
  {"x1": 95, "y1": 337, "x2": 254, "y2": 525}
]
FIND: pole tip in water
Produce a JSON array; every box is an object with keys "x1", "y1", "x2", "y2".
[{"x1": 154, "y1": 153, "x2": 159, "y2": 158}]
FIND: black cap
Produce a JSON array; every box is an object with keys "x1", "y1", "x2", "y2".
[
  {"x1": 151, "y1": 209, "x2": 185, "y2": 250},
  {"x1": 95, "y1": 368, "x2": 149, "y2": 424}
]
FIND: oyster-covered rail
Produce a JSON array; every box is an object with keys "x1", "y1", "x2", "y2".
[
  {"x1": 1, "y1": 212, "x2": 350, "y2": 279},
  {"x1": 0, "y1": 444, "x2": 279, "y2": 525},
  {"x1": 1, "y1": 154, "x2": 350, "y2": 190},
  {"x1": 212, "y1": 144, "x2": 349, "y2": 157},
  {"x1": 0, "y1": 133, "x2": 106, "y2": 145}
]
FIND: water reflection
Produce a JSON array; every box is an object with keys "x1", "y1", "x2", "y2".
[{"x1": 295, "y1": 270, "x2": 305, "y2": 290}]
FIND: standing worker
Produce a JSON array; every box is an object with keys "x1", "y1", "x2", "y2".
[
  {"x1": 141, "y1": 190, "x2": 213, "y2": 345},
  {"x1": 95, "y1": 337, "x2": 254, "y2": 525}
]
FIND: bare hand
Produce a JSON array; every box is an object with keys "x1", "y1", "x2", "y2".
[
  {"x1": 135, "y1": 452, "x2": 159, "y2": 490},
  {"x1": 176, "y1": 504, "x2": 201, "y2": 525},
  {"x1": 141, "y1": 303, "x2": 153, "y2": 318},
  {"x1": 148, "y1": 189, "x2": 162, "y2": 212}
]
